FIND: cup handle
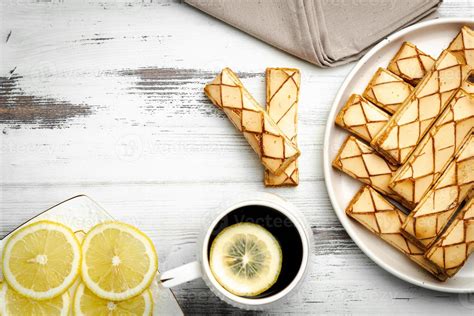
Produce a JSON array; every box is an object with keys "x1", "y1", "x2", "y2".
[{"x1": 159, "y1": 261, "x2": 202, "y2": 288}]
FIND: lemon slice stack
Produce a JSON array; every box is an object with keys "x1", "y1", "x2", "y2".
[{"x1": 1, "y1": 220, "x2": 157, "y2": 316}]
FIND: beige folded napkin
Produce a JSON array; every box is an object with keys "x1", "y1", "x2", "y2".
[{"x1": 185, "y1": 0, "x2": 441, "y2": 67}]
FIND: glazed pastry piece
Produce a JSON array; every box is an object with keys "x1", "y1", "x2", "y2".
[
  {"x1": 362, "y1": 68, "x2": 414, "y2": 114},
  {"x1": 390, "y1": 89, "x2": 474, "y2": 208},
  {"x1": 401, "y1": 134, "x2": 474, "y2": 249},
  {"x1": 332, "y1": 136, "x2": 404, "y2": 204},
  {"x1": 204, "y1": 68, "x2": 300, "y2": 175},
  {"x1": 447, "y1": 26, "x2": 474, "y2": 67},
  {"x1": 387, "y1": 42, "x2": 435, "y2": 86},
  {"x1": 425, "y1": 194, "x2": 474, "y2": 278},
  {"x1": 346, "y1": 185, "x2": 447, "y2": 281},
  {"x1": 335, "y1": 94, "x2": 390, "y2": 142},
  {"x1": 264, "y1": 68, "x2": 300, "y2": 186},
  {"x1": 371, "y1": 50, "x2": 472, "y2": 166}
]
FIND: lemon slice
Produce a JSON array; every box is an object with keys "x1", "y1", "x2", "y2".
[
  {"x1": 2, "y1": 220, "x2": 81, "y2": 300},
  {"x1": 73, "y1": 283, "x2": 152, "y2": 316},
  {"x1": 1, "y1": 283, "x2": 70, "y2": 316},
  {"x1": 210, "y1": 222, "x2": 282, "y2": 297},
  {"x1": 81, "y1": 222, "x2": 158, "y2": 301}
]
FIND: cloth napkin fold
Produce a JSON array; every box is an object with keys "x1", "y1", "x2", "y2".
[{"x1": 185, "y1": 0, "x2": 442, "y2": 67}]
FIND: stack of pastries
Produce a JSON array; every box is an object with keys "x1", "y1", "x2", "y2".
[
  {"x1": 333, "y1": 26, "x2": 474, "y2": 281},
  {"x1": 205, "y1": 67, "x2": 301, "y2": 186}
]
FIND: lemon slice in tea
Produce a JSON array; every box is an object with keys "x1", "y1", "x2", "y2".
[
  {"x1": 209, "y1": 222, "x2": 282, "y2": 297},
  {"x1": 2, "y1": 220, "x2": 81, "y2": 300},
  {"x1": 73, "y1": 283, "x2": 153, "y2": 316},
  {"x1": 81, "y1": 222, "x2": 158, "y2": 301}
]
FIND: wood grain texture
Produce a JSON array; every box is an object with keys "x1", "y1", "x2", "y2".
[{"x1": 1, "y1": 0, "x2": 474, "y2": 314}]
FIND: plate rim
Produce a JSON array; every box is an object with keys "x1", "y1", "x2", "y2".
[{"x1": 323, "y1": 17, "x2": 474, "y2": 294}]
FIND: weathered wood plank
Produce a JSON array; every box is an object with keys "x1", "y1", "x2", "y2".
[{"x1": 1, "y1": 0, "x2": 473, "y2": 314}]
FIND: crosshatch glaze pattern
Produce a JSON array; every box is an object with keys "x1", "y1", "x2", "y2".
[
  {"x1": 387, "y1": 42, "x2": 436, "y2": 86},
  {"x1": 204, "y1": 68, "x2": 300, "y2": 175},
  {"x1": 264, "y1": 68, "x2": 300, "y2": 186},
  {"x1": 425, "y1": 194, "x2": 474, "y2": 277},
  {"x1": 447, "y1": 25, "x2": 474, "y2": 67},
  {"x1": 401, "y1": 134, "x2": 474, "y2": 249},
  {"x1": 332, "y1": 136, "x2": 408, "y2": 207},
  {"x1": 363, "y1": 68, "x2": 414, "y2": 114},
  {"x1": 371, "y1": 50, "x2": 472, "y2": 165},
  {"x1": 345, "y1": 185, "x2": 447, "y2": 281},
  {"x1": 390, "y1": 89, "x2": 474, "y2": 208},
  {"x1": 335, "y1": 94, "x2": 391, "y2": 143}
]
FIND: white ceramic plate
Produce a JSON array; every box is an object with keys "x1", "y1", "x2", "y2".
[{"x1": 323, "y1": 18, "x2": 474, "y2": 293}]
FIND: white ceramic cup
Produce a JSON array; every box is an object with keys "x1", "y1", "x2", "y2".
[{"x1": 160, "y1": 192, "x2": 312, "y2": 310}]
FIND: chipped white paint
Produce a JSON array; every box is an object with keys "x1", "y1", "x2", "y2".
[{"x1": 1, "y1": 0, "x2": 473, "y2": 314}]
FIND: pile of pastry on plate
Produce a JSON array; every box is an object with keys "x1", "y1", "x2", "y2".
[{"x1": 333, "y1": 26, "x2": 474, "y2": 281}]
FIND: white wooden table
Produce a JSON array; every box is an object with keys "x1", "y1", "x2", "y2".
[{"x1": 1, "y1": 0, "x2": 473, "y2": 314}]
